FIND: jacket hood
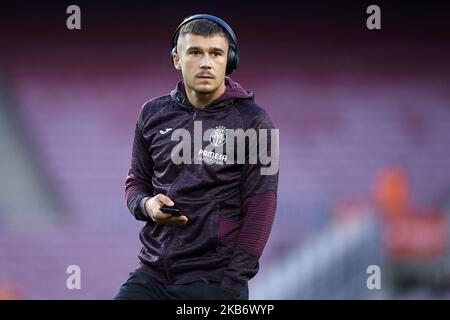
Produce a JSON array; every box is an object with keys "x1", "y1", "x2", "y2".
[{"x1": 170, "y1": 76, "x2": 254, "y2": 111}]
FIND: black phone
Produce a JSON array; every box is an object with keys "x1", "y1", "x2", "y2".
[{"x1": 160, "y1": 205, "x2": 182, "y2": 216}]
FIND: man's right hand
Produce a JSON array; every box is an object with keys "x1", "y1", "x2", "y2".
[{"x1": 144, "y1": 194, "x2": 188, "y2": 225}]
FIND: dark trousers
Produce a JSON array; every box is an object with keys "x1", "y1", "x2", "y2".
[{"x1": 113, "y1": 270, "x2": 249, "y2": 300}]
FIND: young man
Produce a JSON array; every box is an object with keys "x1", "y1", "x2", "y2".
[{"x1": 114, "y1": 14, "x2": 279, "y2": 300}]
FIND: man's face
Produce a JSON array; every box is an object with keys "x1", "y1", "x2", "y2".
[{"x1": 173, "y1": 33, "x2": 228, "y2": 94}]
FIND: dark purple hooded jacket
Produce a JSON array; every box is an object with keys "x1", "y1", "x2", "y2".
[{"x1": 125, "y1": 77, "x2": 278, "y2": 295}]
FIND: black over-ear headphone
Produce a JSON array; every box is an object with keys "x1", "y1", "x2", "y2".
[{"x1": 170, "y1": 14, "x2": 240, "y2": 75}]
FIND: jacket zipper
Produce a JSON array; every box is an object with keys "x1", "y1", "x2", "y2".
[
  {"x1": 165, "y1": 109, "x2": 197, "y2": 197},
  {"x1": 163, "y1": 230, "x2": 177, "y2": 283},
  {"x1": 161, "y1": 109, "x2": 197, "y2": 284}
]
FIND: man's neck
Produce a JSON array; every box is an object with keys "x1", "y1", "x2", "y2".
[{"x1": 184, "y1": 82, "x2": 226, "y2": 109}]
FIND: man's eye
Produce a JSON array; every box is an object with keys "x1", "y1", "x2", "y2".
[
  {"x1": 191, "y1": 51, "x2": 200, "y2": 55},
  {"x1": 212, "y1": 52, "x2": 222, "y2": 56}
]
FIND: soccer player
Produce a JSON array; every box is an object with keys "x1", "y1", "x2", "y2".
[{"x1": 114, "y1": 14, "x2": 279, "y2": 300}]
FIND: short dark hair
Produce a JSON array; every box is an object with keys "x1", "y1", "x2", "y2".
[{"x1": 175, "y1": 18, "x2": 229, "y2": 46}]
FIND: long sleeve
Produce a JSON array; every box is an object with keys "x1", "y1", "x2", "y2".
[
  {"x1": 221, "y1": 112, "x2": 279, "y2": 294},
  {"x1": 125, "y1": 108, "x2": 155, "y2": 221}
]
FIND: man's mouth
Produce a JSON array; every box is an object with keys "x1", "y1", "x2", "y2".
[{"x1": 197, "y1": 75, "x2": 214, "y2": 79}]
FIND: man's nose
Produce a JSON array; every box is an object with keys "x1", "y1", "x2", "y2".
[{"x1": 200, "y1": 54, "x2": 211, "y2": 68}]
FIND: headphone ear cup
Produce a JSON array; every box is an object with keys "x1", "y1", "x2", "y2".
[
  {"x1": 171, "y1": 47, "x2": 179, "y2": 69},
  {"x1": 226, "y1": 45, "x2": 238, "y2": 75}
]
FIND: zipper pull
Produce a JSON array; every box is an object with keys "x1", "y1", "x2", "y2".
[
  {"x1": 201, "y1": 277, "x2": 209, "y2": 284},
  {"x1": 192, "y1": 111, "x2": 198, "y2": 120}
]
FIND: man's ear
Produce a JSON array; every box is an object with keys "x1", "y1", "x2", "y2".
[{"x1": 172, "y1": 52, "x2": 181, "y2": 71}]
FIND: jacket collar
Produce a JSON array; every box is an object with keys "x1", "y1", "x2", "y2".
[{"x1": 170, "y1": 76, "x2": 254, "y2": 112}]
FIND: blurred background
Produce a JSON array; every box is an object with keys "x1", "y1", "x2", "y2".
[{"x1": 1, "y1": 0, "x2": 450, "y2": 299}]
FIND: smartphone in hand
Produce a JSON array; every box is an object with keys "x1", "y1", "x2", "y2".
[{"x1": 160, "y1": 205, "x2": 182, "y2": 216}]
